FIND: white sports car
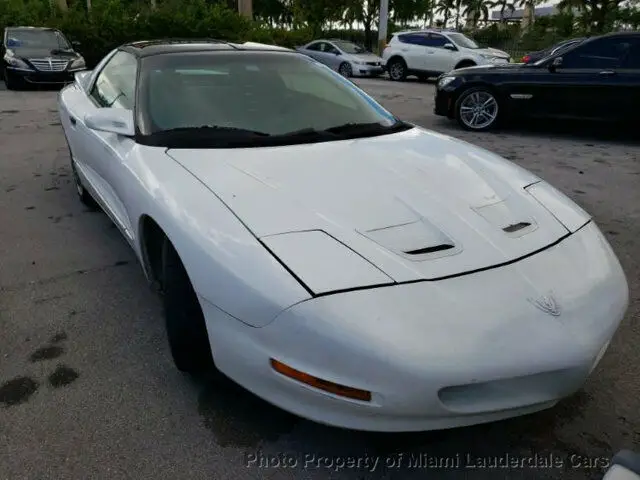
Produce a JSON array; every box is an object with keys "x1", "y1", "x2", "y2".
[{"x1": 58, "y1": 39, "x2": 629, "y2": 432}]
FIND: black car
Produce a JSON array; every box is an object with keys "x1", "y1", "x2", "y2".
[
  {"x1": 434, "y1": 31, "x2": 640, "y2": 131},
  {"x1": 520, "y1": 37, "x2": 585, "y2": 64},
  {"x1": 1, "y1": 26, "x2": 86, "y2": 90}
]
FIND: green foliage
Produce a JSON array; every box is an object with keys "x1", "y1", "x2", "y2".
[{"x1": 0, "y1": 0, "x2": 636, "y2": 68}]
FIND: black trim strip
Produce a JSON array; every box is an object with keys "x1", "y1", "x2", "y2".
[
  {"x1": 404, "y1": 244, "x2": 455, "y2": 255},
  {"x1": 312, "y1": 220, "x2": 591, "y2": 299},
  {"x1": 257, "y1": 238, "x2": 315, "y2": 297}
]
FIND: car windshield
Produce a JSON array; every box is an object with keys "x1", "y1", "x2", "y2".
[
  {"x1": 332, "y1": 40, "x2": 367, "y2": 54},
  {"x1": 137, "y1": 51, "x2": 405, "y2": 148},
  {"x1": 5, "y1": 29, "x2": 70, "y2": 49},
  {"x1": 446, "y1": 33, "x2": 480, "y2": 49},
  {"x1": 532, "y1": 39, "x2": 584, "y2": 66}
]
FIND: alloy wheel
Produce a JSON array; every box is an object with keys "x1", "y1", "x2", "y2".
[
  {"x1": 458, "y1": 90, "x2": 499, "y2": 130},
  {"x1": 389, "y1": 61, "x2": 405, "y2": 81}
]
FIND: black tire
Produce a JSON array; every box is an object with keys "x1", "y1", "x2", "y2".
[
  {"x1": 69, "y1": 150, "x2": 98, "y2": 209},
  {"x1": 454, "y1": 86, "x2": 501, "y2": 132},
  {"x1": 161, "y1": 238, "x2": 215, "y2": 373},
  {"x1": 454, "y1": 61, "x2": 476, "y2": 70},
  {"x1": 387, "y1": 58, "x2": 407, "y2": 81},
  {"x1": 3, "y1": 68, "x2": 21, "y2": 90},
  {"x1": 338, "y1": 62, "x2": 353, "y2": 77}
]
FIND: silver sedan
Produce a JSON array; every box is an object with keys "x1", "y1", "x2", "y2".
[{"x1": 295, "y1": 39, "x2": 384, "y2": 78}]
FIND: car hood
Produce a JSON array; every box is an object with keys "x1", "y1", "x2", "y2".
[
  {"x1": 167, "y1": 128, "x2": 573, "y2": 292},
  {"x1": 7, "y1": 47, "x2": 78, "y2": 60},
  {"x1": 485, "y1": 47, "x2": 510, "y2": 58},
  {"x1": 452, "y1": 62, "x2": 527, "y2": 75},
  {"x1": 349, "y1": 52, "x2": 383, "y2": 62}
]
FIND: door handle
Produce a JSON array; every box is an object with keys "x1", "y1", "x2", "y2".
[
  {"x1": 70, "y1": 116, "x2": 77, "y2": 125},
  {"x1": 599, "y1": 70, "x2": 615, "y2": 76}
]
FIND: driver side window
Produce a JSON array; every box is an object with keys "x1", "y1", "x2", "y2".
[
  {"x1": 90, "y1": 51, "x2": 138, "y2": 110},
  {"x1": 560, "y1": 38, "x2": 632, "y2": 69}
]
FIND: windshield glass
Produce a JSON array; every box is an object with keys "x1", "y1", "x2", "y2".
[
  {"x1": 137, "y1": 52, "x2": 401, "y2": 146},
  {"x1": 332, "y1": 40, "x2": 367, "y2": 54},
  {"x1": 5, "y1": 29, "x2": 70, "y2": 49},
  {"x1": 532, "y1": 39, "x2": 584, "y2": 66},
  {"x1": 446, "y1": 33, "x2": 480, "y2": 49}
]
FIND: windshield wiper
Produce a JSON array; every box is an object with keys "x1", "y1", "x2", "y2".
[
  {"x1": 278, "y1": 121, "x2": 411, "y2": 140},
  {"x1": 324, "y1": 120, "x2": 411, "y2": 135},
  {"x1": 159, "y1": 125, "x2": 271, "y2": 137}
]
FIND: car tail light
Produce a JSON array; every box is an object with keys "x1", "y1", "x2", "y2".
[
  {"x1": 270, "y1": 358, "x2": 372, "y2": 402},
  {"x1": 522, "y1": 55, "x2": 531, "y2": 63}
]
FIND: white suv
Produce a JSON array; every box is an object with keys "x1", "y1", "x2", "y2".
[{"x1": 382, "y1": 29, "x2": 511, "y2": 81}]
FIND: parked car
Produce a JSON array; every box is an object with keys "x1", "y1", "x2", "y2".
[
  {"x1": 382, "y1": 28, "x2": 511, "y2": 81},
  {"x1": 521, "y1": 37, "x2": 586, "y2": 64},
  {"x1": 1, "y1": 26, "x2": 85, "y2": 90},
  {"x1": 58, "y1": 38, "x2": 628, "y2": 432},
  {"x1": 295, "y1": 39, "x2": 384, "y2": 77},
  {"x1": 434, "y1": 31, "x2": 640, "y2": 131}
]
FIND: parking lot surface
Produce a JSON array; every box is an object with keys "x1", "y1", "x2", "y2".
[{"x1": 1, "y1": 79, "x2": 639, "y2": 480}]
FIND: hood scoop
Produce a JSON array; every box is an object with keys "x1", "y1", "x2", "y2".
[
  {"x1": 502, "y1": 221, "x2": 532, "y2": 233},
  {"x1": 360, "y1": 220, "x2": 461, "y2": 261},
  {"x1": 473, "y1": 197, "x2": 537, "y2": 238}
]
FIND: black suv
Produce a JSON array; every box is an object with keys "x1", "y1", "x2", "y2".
[{"x1": 1, "y1": 26, "x2": 86, "y2": 89}]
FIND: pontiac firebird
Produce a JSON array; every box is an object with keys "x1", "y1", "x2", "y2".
[{"x1": 57, "y1": 39, "x2": 629, "y2": 432}]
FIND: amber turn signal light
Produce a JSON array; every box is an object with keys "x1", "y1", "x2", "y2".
[{"x1": 270, "y1": 358, "x2": 372, "y2": 402}]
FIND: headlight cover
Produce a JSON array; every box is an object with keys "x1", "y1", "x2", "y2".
[
  {"x1": 525, "y1": 181, "x2": 591, "y2": 233},
  {"x1": 4, "y1": 52, "x2": 31, "y2": 70},
  {"x1": 437, "y1": 76, "x2": 456, "y2": 88},
  {"x1": 69, "y1": 56, "x2": 86, "y2": 69}
]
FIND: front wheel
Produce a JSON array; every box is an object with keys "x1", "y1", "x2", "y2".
[
  {"x1": 387, "y1": 58, "x2": 407, "y2": 81},
  {"x1": 338, "y1": 62, "x2": 353, "y2": 77},
  {"x1": 161, "y1": 238, "x2": 215, "y2": 373},
  {"x1": 454, "y1": 87, "x2": 500, "y2": 131},
  {"x1": 3, "y1": 68, "x2": 21, "y2": 90}
]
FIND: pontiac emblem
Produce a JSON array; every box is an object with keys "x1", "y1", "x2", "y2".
[{"x1": 528, "y1": 293, "x2": 561, "y2": 316}]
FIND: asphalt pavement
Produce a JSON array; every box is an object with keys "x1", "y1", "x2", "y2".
[{"x1": 0, "y1": 78, "x2": 639, "y2": 480}]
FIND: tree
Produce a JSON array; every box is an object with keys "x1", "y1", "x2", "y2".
[
  {"x1": 463, "y1": 0, "x2": 490, "y2": 28},
  {"x1": 435, "y1": 0, "x2": 455, "y2": 26}
]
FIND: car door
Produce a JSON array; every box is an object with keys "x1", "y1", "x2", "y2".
[
  {"x1": 395, "y1": 33, "x2": 427, "y2": 71},
  {"x1": 543, "y1": 36, "x2": 633, "y2": 120},
  {"x1": 424, "y1": 33, "x2": 455, "y2": 73},
  {"x1": 79, "y1": 51, "x2": 138, "y2": 244},
  {"x1": 614, "y1": 37, "x2": 640, "y2": 121},
  {"x1": 321, "y1": 42, "x2": 344, "y2": 70},
  {"x1": 301, "y1": 41, "x2": 323, "y2": 61}
]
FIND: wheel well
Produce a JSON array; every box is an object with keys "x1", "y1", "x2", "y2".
[
  {"x1": 454, "y1": 60, "x2": 476, "y2": 69},
  {"x1": 451, "y1": 83, "x2": 502, "y2": 117},
  {"x1": 140, "y1": 215, "x2": 167, "y2": 290},
  {"x1": 387, "y1": 55, "x2": 406, "y2": 66}
]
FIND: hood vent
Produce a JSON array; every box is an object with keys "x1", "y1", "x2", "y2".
[
  {"x1": 404, "y1": 244, "x2": 455, "y2": 255},
  {"x1": 502, "y1": 222, "x2": 531, "y2": 233},
  {"x1": 360, "y1": 220, "x2": 461, "y2": 261}
]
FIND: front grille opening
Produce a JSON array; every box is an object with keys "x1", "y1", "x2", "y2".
[
  {"x1": 503, "y1": 222, "x2": 531, "y2": 233},
  {"x1": 404, "y1": 244, "x2": 455, "y2": 255}
]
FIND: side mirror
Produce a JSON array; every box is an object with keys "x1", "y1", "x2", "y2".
[
  {"x1": 549, "y1": 56, "x2": 563, "y2": 71},
  {"x1": 443, "y1": 43, "x2": 456, "y2": 51},
  {"x1": 85, "y1": 108, "x2": 134, "y2": 137}
]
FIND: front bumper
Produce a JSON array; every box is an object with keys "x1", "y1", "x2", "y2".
[
  {"x1": 6, "y1": 66, "x2": 78, "y2": 84},
  {"x1": 204, "y1": 221, "x2": 628, "y2": 432},
  {"x1": 434, "y1": 83, "x2": 456, "y2": 117},
  {"x1": 353, "y1": 63, "x2": 384, "y2": 76}
]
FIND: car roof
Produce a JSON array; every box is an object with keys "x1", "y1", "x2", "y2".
[
  {"x1": 5, "y1": 26, "x2": 61, "y2": 32},
  {"x1": 393, "y1": 28, "x2": 459, "y2": 36},
  {"x1": 119, "y1": 39, "x2": 294, "y2": 58}
]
